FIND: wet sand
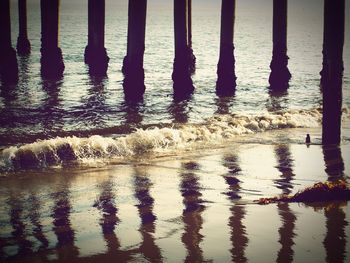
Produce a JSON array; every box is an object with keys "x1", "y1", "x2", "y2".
[{"x1": 1, "y1": 134, "x2": 349, "y2": 262}]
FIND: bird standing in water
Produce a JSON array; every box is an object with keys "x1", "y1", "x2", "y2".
[{"x1": 305, "y1": 134, "x2": 311, "y2": 144}]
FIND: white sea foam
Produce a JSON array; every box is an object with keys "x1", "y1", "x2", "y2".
[{"x1": 1, "y1": 107, "x2": 348, "y2": 171}]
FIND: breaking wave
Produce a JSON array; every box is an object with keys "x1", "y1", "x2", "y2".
[{"x1": 0, "y1": 107, "x2": 348, "y2": 171}]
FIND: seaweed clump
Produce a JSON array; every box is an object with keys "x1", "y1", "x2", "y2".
[{"x1": 257, "y1": 180, "x2": 350, "y2": 205}]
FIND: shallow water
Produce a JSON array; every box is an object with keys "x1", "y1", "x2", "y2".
[{"x1": 0, "y1": 140, "x2": 349, "y2": 262}]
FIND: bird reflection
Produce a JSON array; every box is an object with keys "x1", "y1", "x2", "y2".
[
  {"x1": 273, "y1": 144, "x2": 296, "y2": 263},
  {"x1": 322, "y1": 145, "x2": 347, "y2": 263},
  {"x1": 180, "y1": 161, "x2": 205, "y2": 262},
  {"x1": 133, "y1": 166, "x2": 162, "y2": 262},
  {"x1": 222, "y1": 153, "x2": 248, "y2": 262},
  {"x1": 168, "y1": 98, "x2": 190, "y2": 123},
  {"x1": 51, "y1": 184, "x2": 79, "y2": 260}
]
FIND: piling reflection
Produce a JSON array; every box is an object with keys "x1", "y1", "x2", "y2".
[
  {"x1": 222, "y1": 153, "x2": 248, "y2": 262},
  {"x1": 78, "y1": 76, "x2": 108, "y2": 127},
  {"x1": 229, "y1": 205, "x2": 248, "y2": 263},
  {"x1": 266, "y1": 89, "x2": 289, "y2": 112},
  {"x1": 51, "y1": 183, "x2": 79, "y2": 260},
  {"x1": 214, "y1": 96, "x2": 234, "y2": 115},
  {"x1": 322, "y1": 145, "x2": 347, "y2": 263},
  {"x1": 133, "y1": 166, "x2": 162, "y2": 262},
  {"x1": 93, "y1": 177, "x2": 136, "y2": 261},
  {"x1": 274, "y1": 144, "x2": 296, "y2": 263},
  {"x1": 28, "y1": 193, "x2": 49, "y2": 250},
  {"x1": 276, "y1": 202, "x2": 296, "y2": 263},
  {"x1": 222, "y1": 154, "x2": 242, "y2": 200},
  {"x1": 168, "y1": 98, "x2": 190, "y2": 123},
  {"x1": 41, "y1": 79, "x2": 64, "y2": 135},
  {"x1": 323, "y1": 203, "x2": 348, "y2": 263},
  {"x1": 322, "y1": 145, "x2": 345, "y2": 181},
  {"x1": 274, "y1": 144, "x2": 295, "y2": 195},
  {"x1": 8, "y1": 193, "x2": 32, "y2": 256},
  {"x1": 121, "y1": 100, "x2": 144, "y2": 127},
  {"x1": 180, "y1": 161, "x2": 205, "y2": 262}
]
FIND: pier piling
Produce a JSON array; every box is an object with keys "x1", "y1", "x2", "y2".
[
  {"x1": 85, "y1": 0, "x2": 109, "y2": 76},
  {"x1": 122, "y1": 0, "x2": 147, "y2": 101},
  {"x1": 172, "y1": 0, "x2": 195, "y2": 99},
  {"x1": 321, "y1": 0, "x2": 345, "y2": 145},
  {"x1": 269, "y1": 0, "x2": 291, "y2": 89},
  {"x1": 40, "y1": 0, "x2": 65, "y2": 79},
  {"x1": 0, "y1": 0, "x2": 19, "y2": 83},
  {"x1": 17, "y1": 0, "x2": 31, "y2": 56},
  {"x1": 216, "y1": 0, "x2": 237, "y2": 96}
]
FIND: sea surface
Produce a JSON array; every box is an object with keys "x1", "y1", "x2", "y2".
[{"x1": 1, "y1": 0, "x2": 350, "y2": 262}]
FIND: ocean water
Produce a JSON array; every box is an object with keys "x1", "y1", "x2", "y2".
[
  {"x1": 1, "y1": 0, "x2": 350, "y2": 261},
  {"x1": 0, "y1": 0, "x2": 349, "y2": 150}
]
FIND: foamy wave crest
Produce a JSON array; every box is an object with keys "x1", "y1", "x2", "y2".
[{"x1": 0, "y1": 108, "x2": 329, "y2": 171}]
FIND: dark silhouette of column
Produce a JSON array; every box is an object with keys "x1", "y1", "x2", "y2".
[
  {"x1": 322, "y1": 145, "x2": 347, "y2": 263},
  {"x1": 172, "y1": 0, "x2": 195, "y2": 99},
  {"x1": 51, "y1": 189, "x2": 79, "y2": 261},
  {"x1": 273, "y1": 144, "x2": 296, "y2": 263},
  {"x1": 168, "y1": 98, "x2": 190, "y2": 123},
  {"x1": 216, "y1": 0, "x2": 237, "y2": 96},
  {"x1": 222, "y1": 154, "x2": 242, "y2": 200},
  {"x1": 276, "y1": 203, "x2": 296, "y2": 263},
  {"x1": 28, "y1": 193, "x2": 49, "y2": 250},
  {"x1": 323, "y1": 204, "x2": 348, "y2": 263},
  {"x1": 229, "y1": 205, "x2": 248, "y2": 263},
  {"x1": 322, "y1": 145, "x2": 344, "y2": 181},
  {"x1": 187, "y1": 0, "x2": 195, "y2": 74},
  {"x1": 221, "y1": 154, "x2": 248, "y2": 262},
  {"x1": 269, "y1": 0, "x2": 291, "y2": 89},
  {"x1": 0, "y1": 0, "x2": 19, "y2": 83},
  {"x1": 8, "y1": 194, "x2": 33, "y2": 256},
  {"x1": 16, "y1": 0, "x2": 31, "y2": 55},
  {"x1": 122, "y1": 0, "x2": 147, "y2": 101},
  {"x1": 274, "y1": 144, "x2": 295, "y2": 195},
  {"x1": 40, "y1": 0, "x2": 65, "y2": 79},
  {"x1": 92, "y1": 178, "x2": 136, "y2": 262},
  {"x1": 133, "y1": 169, "x2": 162, "y2": 262},
  {"x1": 84, "y1": 0, "x2": 109, "y2": 76},
  {"x1": 180, "y1": 162, "x2": 205, "y2": 262},
  {"x1": 321, "y1": 0, "x2": 345, "y2": 145}
]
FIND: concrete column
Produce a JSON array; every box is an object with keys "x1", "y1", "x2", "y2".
[
  {"x1": 172, "y1": 0, "x2": 195, "y2": 99},
  {"x1": 122, "y1": 0, "x2": 147, "y2": 101},
  {"x1": 187, "y1": 0, "x2": 195, "y2": 74},
  {"x1": 269, "y1": 0, "x2": 291, "y2": 89},
  {"x1": 40, "y1": 0, "x2": 64, "y2": 79},
  {"x1": 321, "y1": 0, "x2": 345, "y2": 145},
  {"x1": 17, "y1": 0, "x2": 31, "y2": 55},
  {"x1": 0, "y1": 0, "x2": 18, "y2": 83},
  {"x1": 216, "y1": 0, "x2": 237, "y2": 96},
  {"x1": 84, "y1": 0, "x2": 109, "y2": 76}
]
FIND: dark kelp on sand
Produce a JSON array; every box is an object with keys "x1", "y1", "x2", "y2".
[{"x1": 256, "y1": 180, "x2": 350, "y2": 205}]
